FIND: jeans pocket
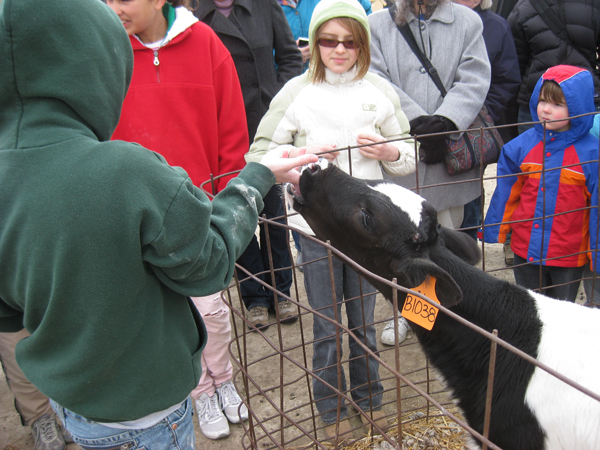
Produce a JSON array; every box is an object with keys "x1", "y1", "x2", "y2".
[{"x1": 80, "y1": 443, "x2": 143, "y2": 450}]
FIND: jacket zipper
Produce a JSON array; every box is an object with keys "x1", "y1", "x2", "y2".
[{"x1": 153, "y1": 49, "x2": 161, "y2": 83}]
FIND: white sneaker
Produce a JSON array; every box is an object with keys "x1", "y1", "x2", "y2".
[
  {"x1": 216, "y1": 380, "x2": 249, "y2": 424},
  {"x1": 196, "y1": 393, "x2": 230, "y2": 440},
  {"x1": 381, "y1": 317, "x2": 411, "y2": 346}
]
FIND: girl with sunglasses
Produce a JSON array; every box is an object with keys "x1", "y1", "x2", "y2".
[{"x1": 246, "y1": 0, "x2": 416, "y2": 442}]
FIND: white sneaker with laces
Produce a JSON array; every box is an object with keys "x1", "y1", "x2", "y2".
[
  {"x1": 381, "y1": 317, "x2": 411, "y2": 346},
  {"x1": 216, "y1": 380, "x2": 249, "y2": 424},
  {"x1": 196, "y1": 393, "x2": 230, "y2": 440}
]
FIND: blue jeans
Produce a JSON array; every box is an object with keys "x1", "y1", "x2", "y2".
[
  {"x1": 513, "y1": 255, "x2": 583, "y2": 302},
  {"x1": 51, "y1": 398, "x2": 194, "y2": 450},
  {"x1": 300, "y1": 235, "x2": 383, "y2": 424},
  {"x1": 236, "y1": 185, "x2": 292, "y2": 310}
]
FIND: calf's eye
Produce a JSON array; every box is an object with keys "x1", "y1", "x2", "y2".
[{"x1": 360, "y1": 208, "x2": 373, "y2": 230}]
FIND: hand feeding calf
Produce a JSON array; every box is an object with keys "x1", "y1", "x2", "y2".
[{"x1": 286, "y1": 159, "x2": 600, "y2": 450}]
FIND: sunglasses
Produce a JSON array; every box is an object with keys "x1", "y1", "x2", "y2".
[{"x1": 316, "y1": 38, "x2": 357, "y2": 49}]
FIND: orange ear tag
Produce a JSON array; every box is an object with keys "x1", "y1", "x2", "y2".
[{"x1": 401, "y1": 275, "x2": 439, "y2": 331}]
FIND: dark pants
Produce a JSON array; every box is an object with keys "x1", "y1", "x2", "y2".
[
  {"x1": 460, "y1": 196, "x2": 482, "y2": 240},
  {"x1": 517, "y1": 105, "x2": 534, "y2": 135},
  {"x1": 236, "y1": 185, "x2": 292, "y2": 310},
  {"x1": 513, "y1": 254, "x2": 583, "y2": 302}
]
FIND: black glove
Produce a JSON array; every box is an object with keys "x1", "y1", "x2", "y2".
[{"x1": 409, "y1": 115, "x2": 456, "y2": 165}]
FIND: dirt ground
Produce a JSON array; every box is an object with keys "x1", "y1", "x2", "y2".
[{"x1": 0, "y1": 165, "x2": 587, "y2": 450}]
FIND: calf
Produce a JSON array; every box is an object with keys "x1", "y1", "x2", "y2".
[{"x1": 287, "y1": 159, "x2": 600, "y2": 450}]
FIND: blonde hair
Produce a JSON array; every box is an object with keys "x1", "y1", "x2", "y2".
[{"x1": 308, "y1": 17, "x2": 370, "y2": 84}]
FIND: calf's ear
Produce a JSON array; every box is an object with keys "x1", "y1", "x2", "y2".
[
  {"x1": 439, "y1": 227, "x2": 481, "y2": 266},
  {"x1": 390, "y1": 258, "x2": 463, "y2": 308}
]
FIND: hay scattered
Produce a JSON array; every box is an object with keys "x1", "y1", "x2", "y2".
[{"x1": 327, "y1": 408, "x2": 469, "y2": 450}]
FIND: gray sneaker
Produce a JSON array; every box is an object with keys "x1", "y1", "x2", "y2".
[
  {"x1": 196, "y1": 393, "x2": 230, "y2": 440},
  {"x1": 247, "y1": 306, "x2": 269, "y2": 330},
  {"x1": 277, "y1": 300, "x2": 298, "y2": 323},
  {"x1": 31, "y1": 414, "x2": 66, "y2": 450},
  {"x1": 216, "y1": 380, "x2": 248, "y2": 424}
]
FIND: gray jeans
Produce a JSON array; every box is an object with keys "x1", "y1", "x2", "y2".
[{"x1": 300, "y1": 235, "x2": 383, "y2": 424}]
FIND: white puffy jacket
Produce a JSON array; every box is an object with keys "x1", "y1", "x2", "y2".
[{"x1": 246, "y1": 66, "x2": 416, "y2": 235}]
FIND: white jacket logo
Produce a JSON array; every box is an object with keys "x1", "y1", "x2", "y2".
[{"x1": 362, "y1": 104, "x2": 377, "y2": 111}]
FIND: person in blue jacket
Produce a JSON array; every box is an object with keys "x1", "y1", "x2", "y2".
[
  {"x1": 279, "y1": 0, "x2": 372, "y2": 71},
  {"x1": 482, "y1": 65, "x2": 598, "y2": 303}
]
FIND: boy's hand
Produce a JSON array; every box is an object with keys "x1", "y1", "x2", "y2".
[{"x1": 260, "y1": 151, "x2": 318, "y2": 185}]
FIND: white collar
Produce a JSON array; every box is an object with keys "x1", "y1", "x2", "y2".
[{"x1": 324, "y1": 65, "x2": 360, "y2": 85}]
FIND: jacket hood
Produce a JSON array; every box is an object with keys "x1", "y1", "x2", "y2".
[
  {"x1": 0, "y1": 0, "x2": 133, "y2": 148},
  {"x1": 530, "y1": 65, "x2": 595, "y2": 143},
  {"x1": 308, "y1": 0, "x2": 370, "y2": 47},
  {"x1": 133, "y1": 6, "x2": 198, "y2": 48}
]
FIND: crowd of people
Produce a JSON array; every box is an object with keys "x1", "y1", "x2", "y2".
[{"x1": 0, "y1": 0, "x2": 599, "y2": 449}]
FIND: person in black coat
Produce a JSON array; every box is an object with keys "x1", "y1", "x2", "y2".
[
  {"x1": 194, "y1": 0, "x2": 303, "y2": 330},
  {"x1": 508, "y1": 0, "x2": 600, "y2": 133}
]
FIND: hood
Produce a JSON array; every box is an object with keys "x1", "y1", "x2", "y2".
[
  {"x1": 529, "y1": 65, "x2": 595, "y2": 143},
  {"x1": 133, "y1": 6, "x2": 198, "y2": 49},
  {"x1": 0, "y1": 0, "x2": 133, "y2": 148},
  {"x1": 308, "y1": 0, "x2": 370, "y2": 48}
]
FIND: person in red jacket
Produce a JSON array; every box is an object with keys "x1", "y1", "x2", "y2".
[
  {"x1": 110, "y1": 0, "x2": 248, "y2": 192},
  {"x1": 107, "y1": 0, "x2": 249, "y2": 442}
]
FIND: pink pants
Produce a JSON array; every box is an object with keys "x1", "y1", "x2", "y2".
[{"x1": 190, "y1": 293, "x2": 233, "y2": 399}]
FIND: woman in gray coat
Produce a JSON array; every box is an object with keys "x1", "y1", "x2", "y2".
[
  {"x1": 369, "y1": 0, "x2": 490, "y2": 222},
  {"x1": 368, "y1": 0, "x2": 490, "y2": 346}
]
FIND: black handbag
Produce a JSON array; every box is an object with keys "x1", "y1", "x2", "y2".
[{"x1": 388, "y1": 6, "x2": 503, "y2": 175}]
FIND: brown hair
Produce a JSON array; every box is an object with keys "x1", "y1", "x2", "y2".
[
  {"x1": 168, "y1": 0, "x2": 193, "y2": 8},
  {"x1": 308, "y1": 17, "x2": 370, "y2": 84},
  {"x1": 539, "y1": 80, "x2": 566, "y2": 104}
]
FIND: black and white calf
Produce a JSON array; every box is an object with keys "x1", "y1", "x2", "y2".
[{"x1": 287, "y1": 159, "x2": 600, "y2": 450}]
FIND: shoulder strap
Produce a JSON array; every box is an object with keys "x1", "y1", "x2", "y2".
[
  {"x1": 388, "y1": 4, "x2": 447, "y2": 97},
  {"x1": 531, "y1": 0, "x2": 571, "y2": 43}
]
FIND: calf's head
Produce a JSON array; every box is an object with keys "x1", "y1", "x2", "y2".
[{"x1": 287, "y1": 160, "x2": 477, "y2": 308}]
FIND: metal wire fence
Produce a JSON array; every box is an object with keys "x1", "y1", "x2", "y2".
[{"x1": 201, "y1": 115, "x2": 600, "y2": 449}]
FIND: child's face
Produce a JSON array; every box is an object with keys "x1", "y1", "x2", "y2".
[
  {"x1": 107, "y1": 0, "x2": 165, "y2": 42},
  {"x1": 317, "y1": 19, "x2": 358, "y2": 75},
  {"x1": 537, "y1": 97, "x2": 571, "y2": 132}
]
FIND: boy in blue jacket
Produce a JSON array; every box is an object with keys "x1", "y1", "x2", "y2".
[{"x1": 482, "y1": 65, "x2": 598, "y2": 302}]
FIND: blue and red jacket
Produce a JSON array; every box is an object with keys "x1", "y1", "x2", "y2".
[{"x1": 482, "y1": 65, "x2": 598, "y2": 268}]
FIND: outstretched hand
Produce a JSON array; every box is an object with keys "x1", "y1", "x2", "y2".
[{"x1": 259, "y1": 150, "x2": 318, "y2": 185}]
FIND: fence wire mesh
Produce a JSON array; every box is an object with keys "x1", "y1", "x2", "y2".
[{"x1": 201, "y1": 115, "x2": 600, "y2": 450}]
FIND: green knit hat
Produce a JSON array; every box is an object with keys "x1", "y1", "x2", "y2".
[{"x1": 308, "y1": 0, "x2": 371, "y2": 47}]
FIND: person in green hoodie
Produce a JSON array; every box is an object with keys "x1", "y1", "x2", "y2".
[{"x1": 0, "y1": 0, "x2": 316, "y2": 448}]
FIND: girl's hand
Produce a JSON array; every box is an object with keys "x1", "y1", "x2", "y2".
[
  {"x1": 260, "y1": 151, "x2": 318, "y2": 185},
  {"x1": 295, "y1": 144, "x2": 339, "y2": 161},
  {"x1": 357, "y1": 133, "x2": 399, "y2": 162}
]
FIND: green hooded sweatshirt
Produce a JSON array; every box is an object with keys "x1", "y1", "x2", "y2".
[{"x1": 0, "y1": 0, "x2": 274, "y2": 422}]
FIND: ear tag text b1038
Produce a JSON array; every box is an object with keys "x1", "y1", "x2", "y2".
[{"x1": 401, "y1": 275, "x2": 439, "y2": 330}]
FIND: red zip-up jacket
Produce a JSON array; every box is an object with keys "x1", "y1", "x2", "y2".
[{"x1": 112, "y1": 11, "x2": 248, "y2": 193}]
